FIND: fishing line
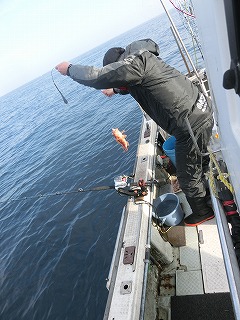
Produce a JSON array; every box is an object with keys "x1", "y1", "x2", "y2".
[
  {"x1": 0, "y1": 185, "x2": 116, "y2": 205},
  {"x1": 51, "y1": 68, "x2": 68, "y2": 104}
]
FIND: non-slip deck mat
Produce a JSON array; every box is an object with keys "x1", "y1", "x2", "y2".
[{"x1": 171, "y1": 293, "x2": 235, "y2": 320}]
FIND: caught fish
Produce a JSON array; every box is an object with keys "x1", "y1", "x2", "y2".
[{"x1": 112, "y1": 128, "x2": 129, "y2": 151}]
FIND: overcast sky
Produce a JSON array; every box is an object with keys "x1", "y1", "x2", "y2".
[{"x1": 0, "y1": 0, "x2": 173, "y2": 97}]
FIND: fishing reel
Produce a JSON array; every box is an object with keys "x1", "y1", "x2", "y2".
[{"x1": 114, "y1": 175, "x2": 148, "y2": 198}]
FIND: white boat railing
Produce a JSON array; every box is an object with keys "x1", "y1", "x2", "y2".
[{"x1": 210, "y1": 193, "x2": 240, "y2": 320}]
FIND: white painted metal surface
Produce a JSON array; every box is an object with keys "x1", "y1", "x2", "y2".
[
  {"x1": 176, "y1": 222, "x2": 230, "y2": 296},
  {"x1": 198, "y1": 219, "x2": 229, "y2": 293},
  {"x1": 179, "y1": 227, "x2": 201, "y2": 271},
  {"x1": 176, "y1": 270, "x2": 204, "y2": 295},
  {"x1": 177, "y1": 227, "x2": 204, "y2": 295}
]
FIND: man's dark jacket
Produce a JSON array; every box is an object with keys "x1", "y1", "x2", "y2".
[{"x1": 68, "y1": 39, "x2": 209, "y2": 138}]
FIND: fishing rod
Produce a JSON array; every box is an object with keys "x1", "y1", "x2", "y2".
[
  {"x1": 0, "y1": 184, "x2": 116, "y2": 205},
  {"x1": 0, "y1": 175, "x2": 158, "y2": 205}
]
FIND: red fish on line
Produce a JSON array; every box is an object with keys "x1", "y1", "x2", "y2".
[{"x1": 112, "y1": 128, "x2": 129, "y2": 151}]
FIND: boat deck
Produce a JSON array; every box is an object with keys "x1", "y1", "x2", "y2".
[{"x1": 147, "y1": 183, "x2": 232, "y2": 319}]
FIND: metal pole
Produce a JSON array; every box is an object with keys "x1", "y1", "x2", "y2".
[
  {"x1": 170, "y1": 26, "x2": 192, "y2": 76},
  {"x1": 139, "y1": 203, "x2": 152, "y2": 320}
]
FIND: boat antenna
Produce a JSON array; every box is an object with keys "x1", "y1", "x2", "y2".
[{"x1": 51, "y1": 68, "x2": 68, "y2": 104}]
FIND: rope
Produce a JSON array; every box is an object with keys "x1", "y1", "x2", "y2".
[
  {"x1": 208, "y1": 154, "x2": 218, "y2": 198},
  {"x1": 168, "y1": 0, "x2": 195, "y2": 18},
  {"x1": 207, "y1": 147, "x2": 234, "y2": 195}
]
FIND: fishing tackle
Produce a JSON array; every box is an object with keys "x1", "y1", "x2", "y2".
[
  {"x1": 0, "y1": 175, "x2": 155, "y2": 205},
  {"x1": 51, "y1": 68, "x2": 68, "y2": 104},
  {"x1": 114, "y1": 175, "x2": 149, "y2": 198}
]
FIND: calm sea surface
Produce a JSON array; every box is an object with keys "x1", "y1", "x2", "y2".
[{"x1": 0, "y1": 9, "x2": 203, "y2": 320}]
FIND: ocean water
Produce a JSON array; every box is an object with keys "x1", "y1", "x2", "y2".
[{"x1": 0, "y1": 9, "x2": 203, "y2": 320}]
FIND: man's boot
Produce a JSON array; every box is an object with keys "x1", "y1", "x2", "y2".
[{"x1": 184, "y1": 196, "x2": 214, "y2": 226}]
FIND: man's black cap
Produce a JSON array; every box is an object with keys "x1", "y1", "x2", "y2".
[{"x1": 103, "y1": 47, "x2": 125, "y2": 66}]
